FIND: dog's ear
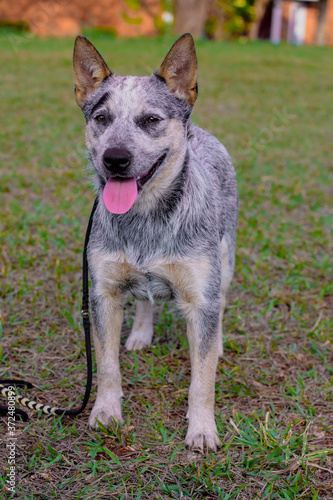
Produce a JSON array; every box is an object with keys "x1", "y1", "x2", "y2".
[
  {"x1": 73, "y1": 36, "x2": 112, "y2": 108},
  {"x1": 156, "y1": 33, "x2": 198, "y2": 107}
]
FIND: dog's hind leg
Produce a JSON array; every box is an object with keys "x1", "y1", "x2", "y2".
[
  {"x1": 217, "y1": 298, "x2": 225, "y2": 358},
  {"x1": 218, "y1": 234, "x2": 234, "y2": 358},
  {"x1": 89, "y1": 292, "x2": 124, "y2": 429},
  {"x1": 125, "y1": 301, "x2": 154, "y2": 351}
]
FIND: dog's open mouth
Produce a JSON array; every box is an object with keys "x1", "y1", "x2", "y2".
[
  {"x1": 136, "y1": 153, "x2": 167, "y2": 190},
  {"x1": 103, "y1": 153, "x2": 167, "y2": 214}
]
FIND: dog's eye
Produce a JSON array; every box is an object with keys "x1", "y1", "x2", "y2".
[
  {"x1": 146, "y1": 116, "x2": 160, "y2": 124},
  {"x1": 95, "y1": 114, "x2": 106, "y2": 122}
]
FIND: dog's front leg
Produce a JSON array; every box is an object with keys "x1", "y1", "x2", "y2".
[
  {"x1": 184, "y1": 305, "x2": 221, "y2": 452},
  {"x1": 158, "y1": 259, "x2": 222, "y2": 452},
  {"x1": 89, "y1": 292, "x2": 124, "y2": 428}
]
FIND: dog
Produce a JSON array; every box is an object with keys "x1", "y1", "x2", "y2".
[{"x1": 73, "y1": 33, "x2": 238, "y2": 452}]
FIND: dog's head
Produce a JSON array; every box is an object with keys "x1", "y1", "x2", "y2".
[{"x1": 73, "y1": 34, "x2": 198, "y2": 214}]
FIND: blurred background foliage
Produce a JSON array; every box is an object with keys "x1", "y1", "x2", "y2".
[
  {"x1": 206, "y1": 0, "x2": 256, "y2": 39},
  {"x1": 171, "y1": 0, "x2": 256, "y2": 40}
]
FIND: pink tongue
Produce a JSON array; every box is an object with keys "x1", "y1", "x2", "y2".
[{"x1": 103, "y1": 177, "x2": 138, "y2": 214}]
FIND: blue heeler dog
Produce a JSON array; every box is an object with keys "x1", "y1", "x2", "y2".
[{"x1": 73, "y1": 34, "x2": 238, "y2": 452}]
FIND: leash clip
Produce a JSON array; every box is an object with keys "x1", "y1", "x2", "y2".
[{"x1": 81, "y1": 309, "x2": 90, "y2": 318}]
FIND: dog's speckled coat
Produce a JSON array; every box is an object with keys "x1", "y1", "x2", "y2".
[{"x1": 73, "y1": 34, "x2": 238, "y2": 452}]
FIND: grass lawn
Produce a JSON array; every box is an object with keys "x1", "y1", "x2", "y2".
[{"x1": 0, "y1": 30, "x2": 332, "y2": 499}]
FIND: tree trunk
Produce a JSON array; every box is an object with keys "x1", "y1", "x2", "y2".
[
  {"x1": 316, "y1": 0, "x2": 327, "y2": 45},
  {"x1": 173, "y1": 0, "x2": 212, "y2": 37},
  {"x1": 249, "y1": 0, "x2": 271, "y2": 40}
]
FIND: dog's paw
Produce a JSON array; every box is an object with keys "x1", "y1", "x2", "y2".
[
  {"x1": 125, "y1": 328, "x2": 153, "y2": 351},
  {"x1": 185, "y1": 428, "x2": 221, "y2": 453},
  {"x1": 89, "y1": 405, "x2": 123, "y2": 429},
  {"x1": 185, "y1": 417, "x2": 221, "y2": 453}
]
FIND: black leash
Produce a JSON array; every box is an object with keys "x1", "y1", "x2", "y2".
[{"x1": 0, "y1": 197, "x2": 98, "y2": 422}]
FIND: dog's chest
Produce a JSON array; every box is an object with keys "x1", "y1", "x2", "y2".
[
  {"x1": 90, "y1": 248, "x2": 210, "y2": 306},
  {"x1": 127, "y1": 270, "x2": 175, "y2": 302},
  {"x1": 90, "y1": 249, "x2": 176, "y2": 303}
]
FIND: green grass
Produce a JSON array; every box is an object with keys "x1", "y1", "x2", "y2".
[{"x1": 0, "y1": 30, "x2": 332, "y2": 499}]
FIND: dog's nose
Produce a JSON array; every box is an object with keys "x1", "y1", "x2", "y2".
[{"x1": 103, "y1": 147, "x2": 131, "y2": 173}]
